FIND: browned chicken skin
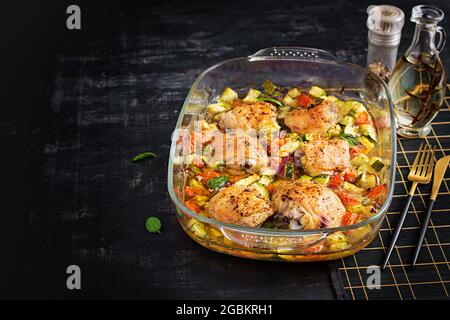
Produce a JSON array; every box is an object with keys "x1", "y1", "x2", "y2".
[
  {"x1": 271, "y1": 180, "x2": 346, "y2": 229},
  {"x1": 205, "y1": 131, "x2": 270, "y2": 174},
  {"x1": 205, "y1": 184, "x2": 274, "y2": 227},
  {"x1": 284, "y1": 100, "x2": 339, "y2": 135},
  {"x1": 300, "y1": 138, "x2": 350, "y2": 177},
  {"x1": 219, "y1": 100, "x2": 280, "y2": 131}
]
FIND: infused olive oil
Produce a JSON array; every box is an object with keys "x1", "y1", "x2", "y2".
[
  {"x1": 389, "y1": 54, "x2": 446, "y2": 136},
  {"x1": 388, "y1": 5, "x2": 447, "y2": 138}
]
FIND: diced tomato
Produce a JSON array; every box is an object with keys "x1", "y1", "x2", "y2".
[
  {"x1": 185, "y1": 186, "x2": 209, "y2": 197},
  {"x1": 336, "y1": 190, "x2": 360, "y2": 206},
  {"x1": 341, "y1": 211, "x2": 358, "y2": 226},
  {"x1": 367, "y1": 184, "x2": 388, "y2": 201},
  {"x1": 266, "y1": 183, "x2": 276, "y2": 195},
  {"x1": 328, "y1": 174, "x2": 344, "y2": 189},
  {"x1": 190, "y1": 130, "x2": 215, "y2": 150},
  {"x1": 344, "y1": 169, "x2": 358, "y2": 183},
  {"x1": 197, "y1": 171, "x2": 221, "y2": 182},
  {"x1": 185, "y1": 199, "x2": 201, "y2": 213},
  {"x1": 354, "y1": 111, "x2": 371, "y2": 125},
  {"x1": 297, "y1": 93, "x2": 313, "y2": 108},
  {"x1": 306, "y1": 243, "x2": 324, "y2": 253},
  {"x1": 349, "y1": 145, "x2": 364, "y2": 158},
  {"x1": 269, "y1": 138, "x2": 285, "y2": 155}
]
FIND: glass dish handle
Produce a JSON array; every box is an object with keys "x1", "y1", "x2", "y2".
[
  {"x1": 436, "y1": 26, "x2": 446, "y2": 53},
  {"x1": 249, "y1": 47, "x2": 337, "y2": 62}
]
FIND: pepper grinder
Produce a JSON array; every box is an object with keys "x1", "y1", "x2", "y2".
[{"x1": 366, "y1": 5, "x2": 405, "y2": 81}]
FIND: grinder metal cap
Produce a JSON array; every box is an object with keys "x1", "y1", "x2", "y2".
[{"x1": 367, "y1": 5, "x2": 405, "y2": 46}]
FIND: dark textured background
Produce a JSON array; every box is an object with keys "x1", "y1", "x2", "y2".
[{"x1": 1, "y1": 0, "x2": 449, "y2": 299}]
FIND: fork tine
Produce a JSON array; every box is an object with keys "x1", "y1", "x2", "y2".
[
  {"x1": 410, "y1": 143, "x2": 424, "y2": 174},
  {"x1": 425, "y1": 146, "x2": 436, "y2": 179},
  {"x1": 418, "y1": 144, "x2": 431, "y2": 176},
  {"x1": 415, "y1": 143, "x2": 428, "y2": 175}
]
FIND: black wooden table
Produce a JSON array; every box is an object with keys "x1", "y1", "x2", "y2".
[{"x1": 2, "y1": 0, "x2": 449, "y2": 299}]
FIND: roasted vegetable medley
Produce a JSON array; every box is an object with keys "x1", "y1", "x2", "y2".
[{"x1": 180, "y1": 80, "x2": 388, "y2": 233}]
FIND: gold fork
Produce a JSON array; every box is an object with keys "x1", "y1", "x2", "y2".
[{"x1": 382, "y1": 143, "x2": 435, "y2": 269}]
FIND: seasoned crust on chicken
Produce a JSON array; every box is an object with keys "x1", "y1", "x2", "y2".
[
  {"x1": 219, "y1": 100, "x2": 280, "y2": 131},
  {"x1": 284, "y1": 100, "x2": 339, "y2": 135},
  {"x1": 271, "y1": 180, "x2": 346, "y2": 229},
  {"x1": 205, "y1": 184, "x2": 274, "y2": 227},
  {"x1": 300, "y1": 138, "x2": 350, "y2": 177},
  {"x1": 205, "y1": 131, "x2": 270, "y2": 174}
]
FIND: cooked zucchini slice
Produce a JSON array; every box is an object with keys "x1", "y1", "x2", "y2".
[
  {"x1": 328, "y1": 124, "x2": 341, "y2": 137},
  {"x1": 313, "y1": 175, "x2": 331, "y2": 185},
  {"x1": 349, "y1": 101, "x2": 367, "y2": 115},
  {"x1": 357, "y1": 163, "x2": 372, "y2": 176},
  {"x1": 326, "y1": 232, "x2": 350, "y2": 251},
  {"x1": 277, "y1": 106, "x2": 291, "y2": 119},
  {"x1": 370, "y1": 158, "x2": 385, "y2": 172},
  {"x1": 343, "y1": 181, "x2": 364, "y2": 194},
  {"x1": 263, "y1": 79, "x2": 277, "y2": 95},
  {"x1": 347, "y1": 204, "x2": 365, "y2": 213},
  {"x1": 298, "y1": 175, "x2": 313, "y2": 181},
  {"x1": 278, "y1": 140, "x2": 301, "y2": 157},
  {"x1": 187, "y1": 219, "x2": 207, "y2": 238},
  {"x1": 287, "y1": 88, "x2": 301, "y2": 98},
  {"x1": 339, "y1": 100, "x2": 354, "y2": 116},
  {"x1": 357, "y1": 172, "x2": 379, "y2": 189},
  {"x1": 259, "y1": 175, "x2": 275, "y2": 186},
  {"x1": 350, "y1": 154, "x2": 369, "y2": 167},
  {"x1": 339, "y1": 115, "x2": 354, "y2": 126},
  {"x1": 359, "y1": 136, "x2": 374, "y2": 152},
  {"x1": 309, "y1": 86, "x2": 326, "y2": 98},
  {"x1": 243, "y1": 88, "x2": 261, "y2": 102},
  {"x1": 194, "y1": 195, "x2": 209, "y2": 207},
  {"x1": 219, "y1": 87, "x2": 238, "y2": 104},
  {"x1": 343, "y1": 125, "x2": 359, "y2": 137},
  {"x1": 234, "y1": 174, "x2": 260, "y2": 187},
  {"x1": 207, "y1": 103, "x2": 228, "y2": 114},
  {"x1": 360, "y1": 124, "x2": 377, "y2": 141},
  {"x1": 323, "y1": 95, "x2": 338, "y2": 102},
  {"x1": 285, "y1": 132, "x2": 300, "y2": 141},
  {"x1": 282, "y1": 94, "x2": 298, "y2": 107},
  {"x1": 188, "y1": 178, "x2": 206, "y2": 189}
]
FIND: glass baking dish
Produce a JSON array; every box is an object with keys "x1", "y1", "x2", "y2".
[{"x1": 168, "y1": 47, "x2": 396, "y2": 262}]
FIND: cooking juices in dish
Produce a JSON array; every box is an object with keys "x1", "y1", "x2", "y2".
[{"x1": 175, "y1": 80, "x2": 389, "y2": 259}]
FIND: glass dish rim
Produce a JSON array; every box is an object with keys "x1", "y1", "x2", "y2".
[{"x1": 167, "y1": 46, "x2": 397, "y2": 236}]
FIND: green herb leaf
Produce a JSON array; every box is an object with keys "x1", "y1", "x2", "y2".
[
  {"x1": 145, "y1": 216, "x2": 162, "y2": 233},
  {"x1": 340, "y1": 133, "x2": 359, "y2": 146},
  {"x1": 207, "y1": 175, "x2": 229, "y2": 189},
  {"x1": 132, "y1": 152, "x2": 156, "y2": 162},
  {"x1": 256, "y1": 97, "x2": 283, "y2": 107}
]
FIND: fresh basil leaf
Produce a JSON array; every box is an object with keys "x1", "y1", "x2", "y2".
[
  {"x1": 132, "y1": 151, "x2": 156, "y2": 162},
  {"x1": 256, "y1": 97, "x2": 283, "y2": 107},
  {"x1": 145, "y1": 216, "x2": 161, "y2": 234},
  {"x1": 207, "y1": 175, "x2": 229, "y2": 189},
  {"x1": 340, "y1": 134, "x2": 359, "y2": 146}
]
